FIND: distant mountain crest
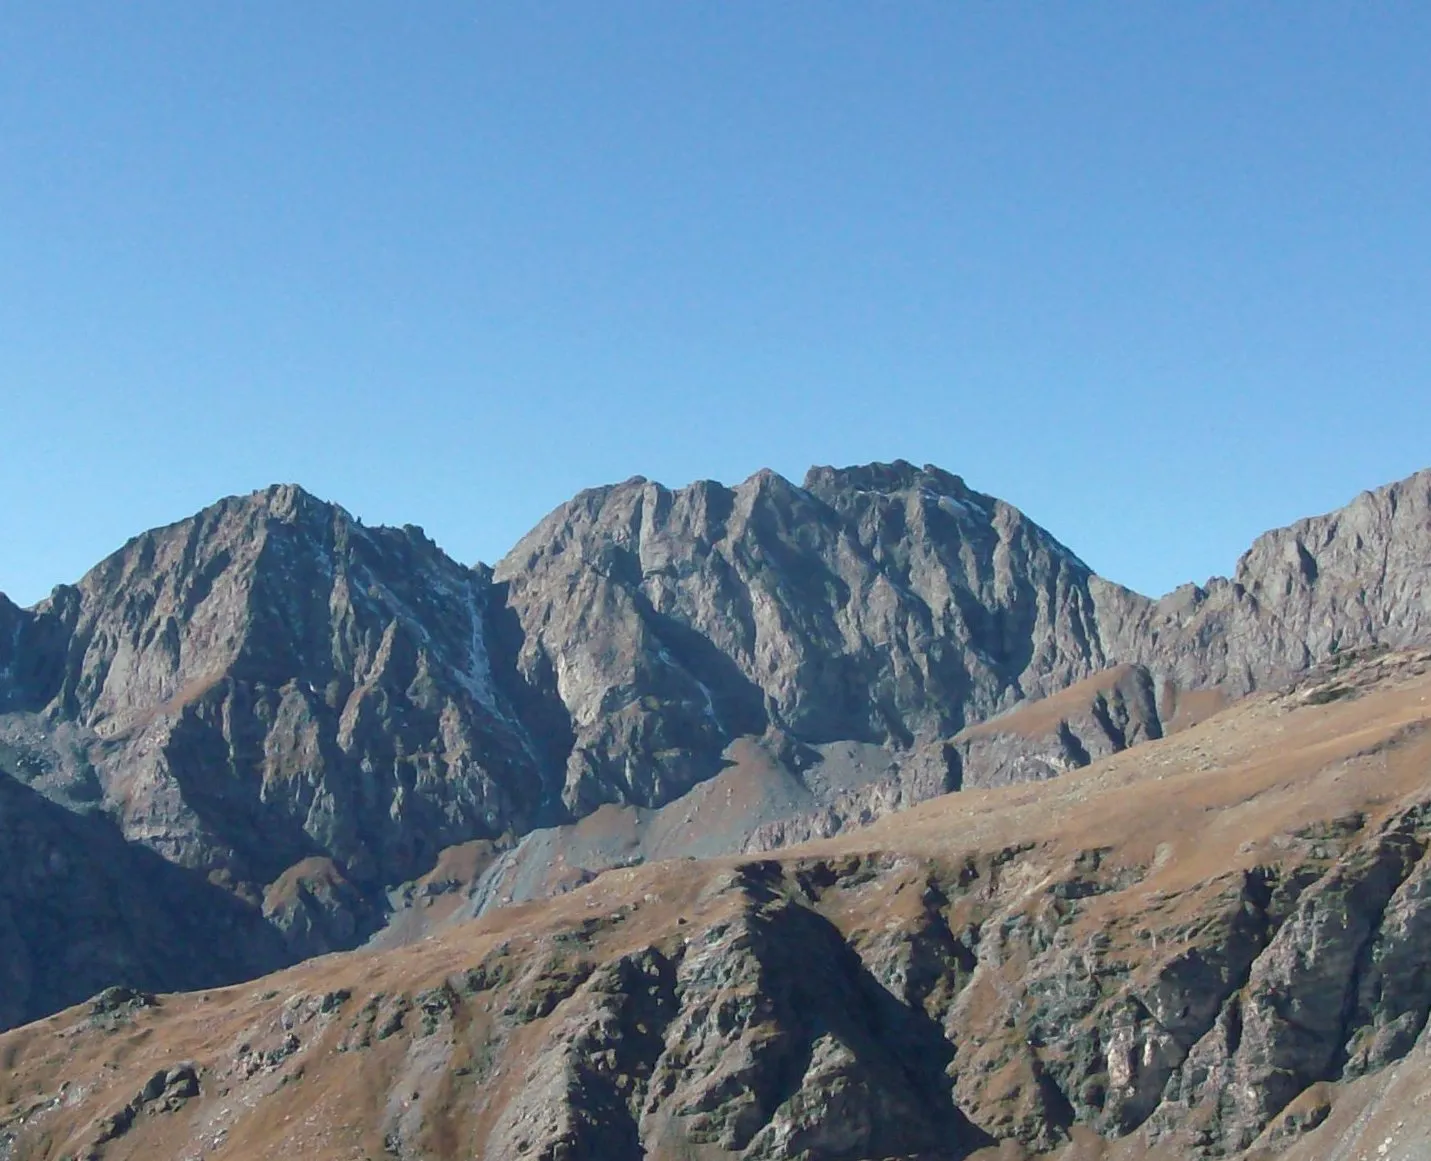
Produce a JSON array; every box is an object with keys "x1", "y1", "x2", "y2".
[{"x1": 0, "y1": 461, "x2": 1427, "y2": 1027}]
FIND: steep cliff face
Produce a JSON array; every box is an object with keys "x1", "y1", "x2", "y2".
[
  {"x1": 1, "y1": 486, "x2": 545, "y2": 916},
  {"x1": 492, "y1": 463, "x2": 1431, "y2": 822},
  {"x1": 1095, "y1": 467, "x2": 1431, "y2": 692},
  {"x1": 493, "y1": 462, "x2": 1110, "y2": 815},
  {"x1": 0, "y1": 595, "x2": 24, "y2": 706}
]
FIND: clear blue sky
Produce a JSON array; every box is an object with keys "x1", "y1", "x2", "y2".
[{"x1": 3, "y1": 4, "x2": 1428, "y2": 606}]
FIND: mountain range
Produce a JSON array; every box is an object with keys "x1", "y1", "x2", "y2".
[
  {"x1": 1, "y1": 460, "x2": 1429, "y2": 1159},
  {"x1": 1, "y1": 462, "x2": 1427, "y2": 1024}
]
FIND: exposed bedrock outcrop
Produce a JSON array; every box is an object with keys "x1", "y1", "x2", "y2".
[{"x1": 458, "y1": 804, "x2": 1431, "y2": 1158}]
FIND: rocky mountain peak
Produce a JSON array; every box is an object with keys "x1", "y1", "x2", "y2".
[
  {"x1": 0, "y1": 483, "x2": 549, "y2": 918},
  {"x1": 735, "y1": 464, "x2": 805, "y2": 498},
  {"x1": 802, "y1": 458, "x2": 972, "y2": 501},
  {"x1": 488, "y1": 460, "x2": 1115, "y2": 820},
  {"x1": 255, "y1": 480, "x2": 329, "y2": 521}
]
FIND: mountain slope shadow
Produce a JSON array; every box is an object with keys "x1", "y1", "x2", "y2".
[{"x1": 0, "y1": 772, "x2": 289, "y2": 1029}]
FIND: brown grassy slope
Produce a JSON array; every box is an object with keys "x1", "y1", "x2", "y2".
[
  {"x1": 854, "y1": 650, "x2": 1429, "y2": 886},
  {"x1": 958, "y1": 665, "x2": 1149, "y2": 741},
  {"x1": 2, "y1": 649, "x2": 1430, "y2": 1161}
]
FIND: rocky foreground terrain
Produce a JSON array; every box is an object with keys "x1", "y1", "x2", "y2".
[
  {"x1": 4, "y1": 645, "x2": 1431, "y2": 1160},
  {"x1": 0, "y1": 462, "x2": 1428, "y2": 1031}
]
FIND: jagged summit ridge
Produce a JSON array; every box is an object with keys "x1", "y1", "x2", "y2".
[
  {"x1": 0, "y1": 484, "x2": 547, "y2": 962},
  {"x1": 493, "y1": 459, "x2": 1110, "y2": 813},
  {"x1": 1093, "y1": 466, "x2": 1431, "y2": 692},
  {"x1": 0, "y1": 462, "x2": 1428, "y2": 1030}
]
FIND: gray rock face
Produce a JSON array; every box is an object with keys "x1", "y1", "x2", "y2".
[
  {"x1": 743, "y1": 663, "x2": 1170, "y2": 852},
  {"x1": 1139, "y1": 804, "x2": 1430, "y2": 1155},
  {"x1": 35, "y1": 485, "x2": 541, "y2": 884},
  {"x1": 494, "y1": 463, "x2": 1110, "y2": 815},
  {"x1": 1094, "y1": 467, "x2": 1431, "y2": 692},
  {"x1": 0, "y1": 463, "x2": 1428, "y2": 1028},
  {"x1": 382, "y1": 864, "x2": 993, "y2": 1161},
  {"x1": 490, "y1": 463, "x2": 1430, "y2": 833}
]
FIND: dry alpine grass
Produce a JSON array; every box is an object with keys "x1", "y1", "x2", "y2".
[{"x1": 4, "y1": 648, "x2": 1431, "y2": 1161}]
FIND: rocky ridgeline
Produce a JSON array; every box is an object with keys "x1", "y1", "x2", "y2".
[
  {"x1": 493, "y1": 463, "x2": 1111, "y2": 815},
  {"x1": 496, "y1": 460, "x2": 1431, "y2": 820},
  {"x1": 1095, "y1": 467, "x2": 1431, "y2": 690},
  {"x1": 738, "y1": 662, "x2": 1169, "y2": 854},
  {"x1": 0, "y1": 464, "x2": 1427, "y2": 1027}
]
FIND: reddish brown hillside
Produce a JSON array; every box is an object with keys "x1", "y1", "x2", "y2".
[{"x1": 3, "y1": 648, "x2": 1430, "y2": 1161}]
